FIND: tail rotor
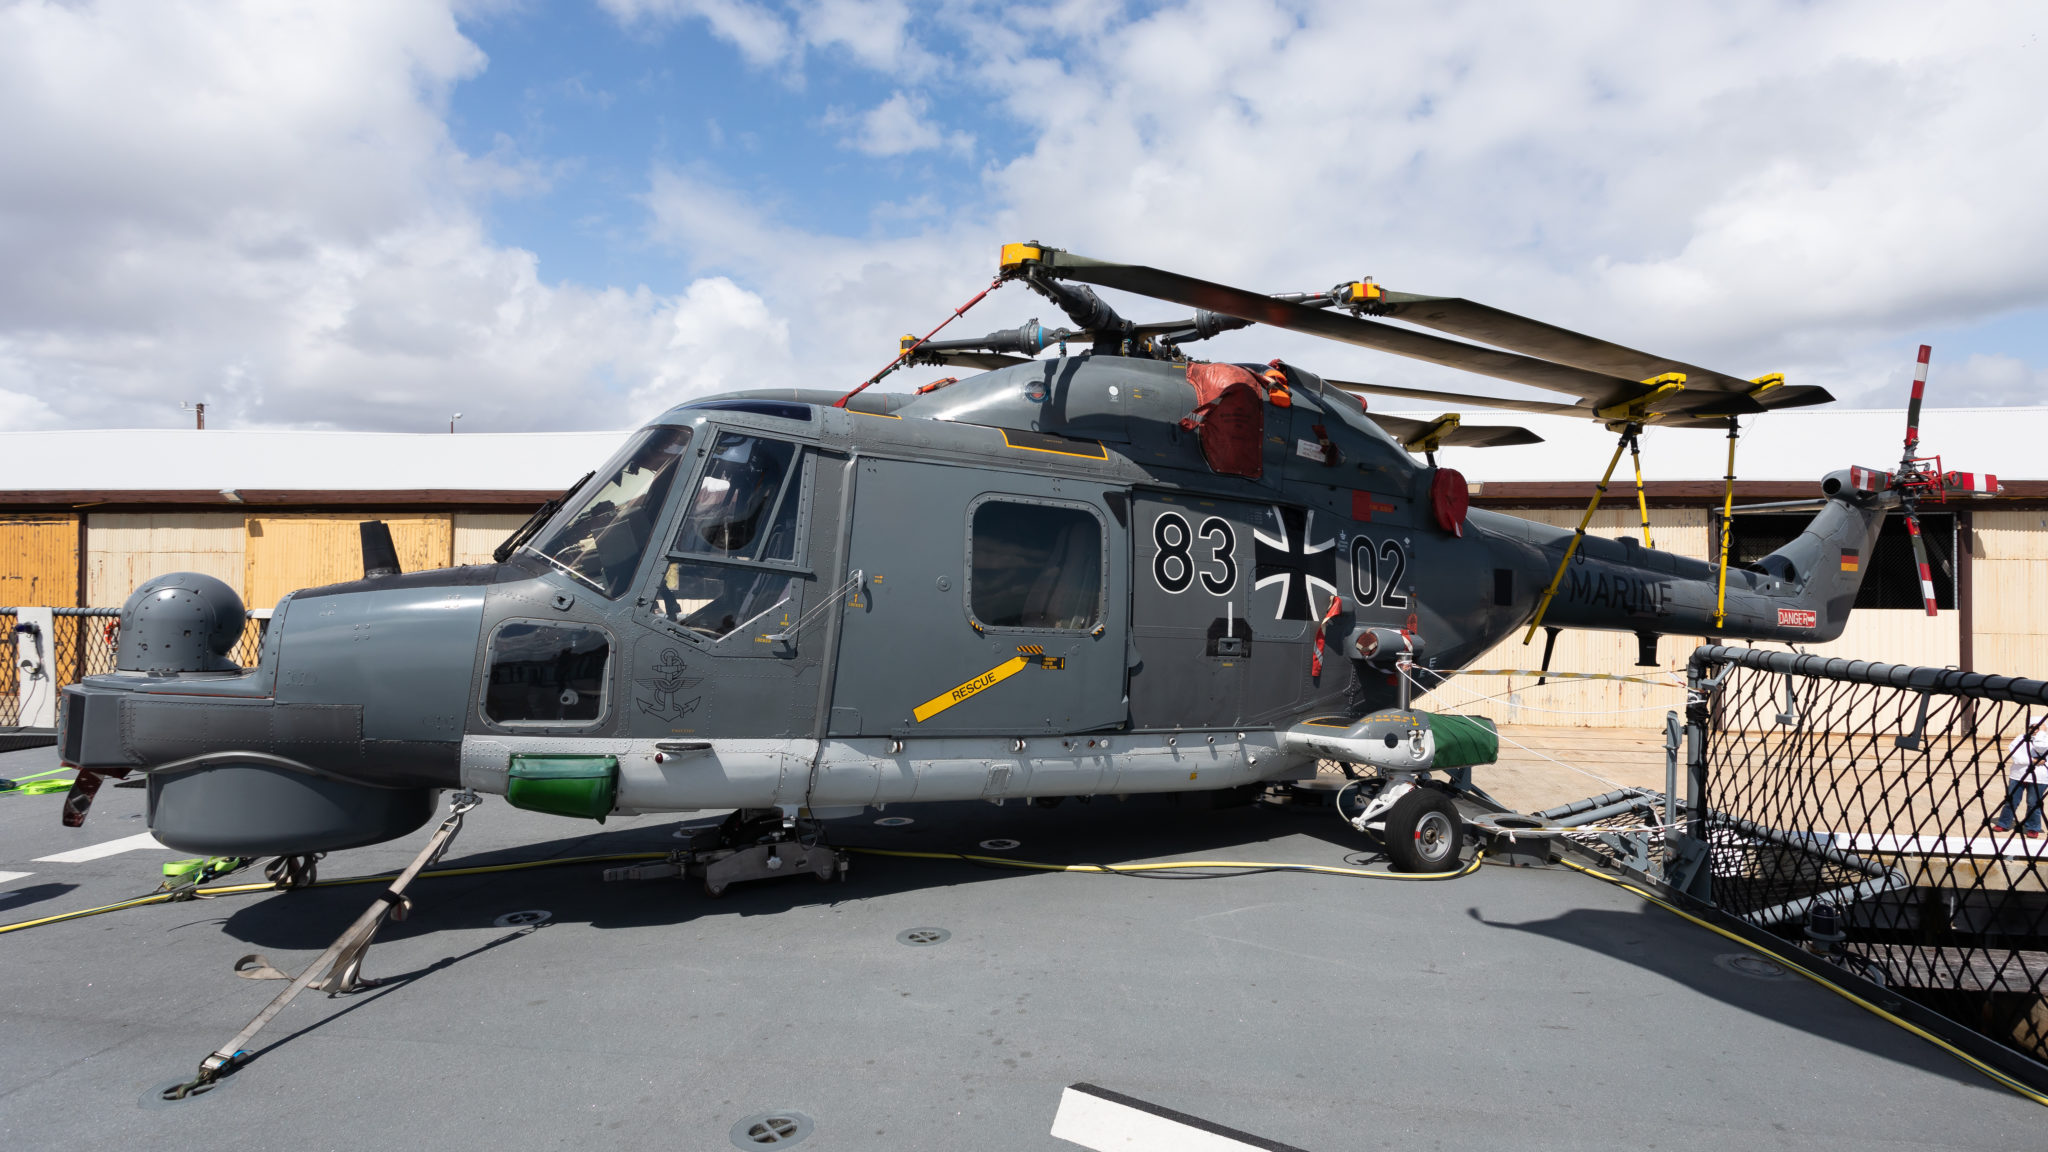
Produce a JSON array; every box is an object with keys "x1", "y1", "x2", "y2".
[{"x1": 1881, "y1": 345, "x2": 1999, "y2": 617}]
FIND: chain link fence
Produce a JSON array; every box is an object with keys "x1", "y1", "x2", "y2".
[
  {"x1": 1691, "y1": 645, "x2": 2048, "y2": 1062},
  {"x1": 0, "y1": 612, "x2": 18, "y2": 728},
  {"x1": 0, "y1": 606, "x2": 268, "y2": 731}
]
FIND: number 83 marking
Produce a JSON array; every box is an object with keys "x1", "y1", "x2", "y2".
[{"x1": 1152, "y1": 512, "x2": 1236, "y2": 595}]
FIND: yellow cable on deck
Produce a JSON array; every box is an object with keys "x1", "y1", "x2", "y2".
[
  {"x1": 0, "y1": 844, "x2": 1481, "y2": 937},
  {"x1": 844, "y1": 846, "x2": 1483, "y2": 881}
]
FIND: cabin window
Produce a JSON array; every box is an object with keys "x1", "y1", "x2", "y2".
[
  {"x1": 653, "y1": 562, "x2": 797, "y2": 641},
  {"x1": 483, "y1": 621, "x2": 610, "y2": 725},
  {"x1": 531, "y1": 426, "x2": 694, "y2": 599},
  {"x1": 675, "y1": 433, "x2": 802, "y2": 561},
  {"x1": 968, "y1": 500, "x2": 1104, "y2": 630}
]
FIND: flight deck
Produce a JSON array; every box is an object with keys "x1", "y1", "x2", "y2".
[{"x1": 1, "y1": 740, "x2": 2038, "y2": 1152}]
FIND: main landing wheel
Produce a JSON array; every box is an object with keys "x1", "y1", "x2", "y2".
[{"x1": 1384, "y1": 787, "x2": 1464, "y2": 874}]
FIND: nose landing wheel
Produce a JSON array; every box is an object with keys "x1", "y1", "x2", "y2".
[{"x1": 1383, "y1": 787, "x2": 1464, "y2": 873}]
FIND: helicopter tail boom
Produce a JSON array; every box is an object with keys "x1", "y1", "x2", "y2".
[{"x1": 1490, "y1": 468, "x2": 1894, "y2": 645}]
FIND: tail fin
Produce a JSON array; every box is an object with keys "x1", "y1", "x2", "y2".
[{"x1": 1741, "y1": 470, "x2": 1894, "y2": 642}]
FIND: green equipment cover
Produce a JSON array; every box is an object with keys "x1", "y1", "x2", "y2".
[
  {"x1": 1427, "y1": 713, "x2": 1499, "y2": 770},
  {"x1": 506, "y1": 755, "x2": 619, "y2": 822}
]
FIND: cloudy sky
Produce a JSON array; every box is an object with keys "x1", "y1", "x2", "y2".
[{"x1": 1, "y1": 0, "x2": 2043, "y2": 432}]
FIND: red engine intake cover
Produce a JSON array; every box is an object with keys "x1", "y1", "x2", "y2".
[{"x1": 1431, "y1": 467, "x2": 1469, "y2": 537}]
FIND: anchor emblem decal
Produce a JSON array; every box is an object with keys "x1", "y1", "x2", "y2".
[{"x1": 636, "y1": 647, "x2": 703, "y2": 721}]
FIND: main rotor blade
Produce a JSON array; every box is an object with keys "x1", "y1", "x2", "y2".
[
  {"x1": 1755, "y1": 383, "x2": 1835, "y2": 412},
  {"x1": 1903, "y1": 510, "x2": 1940, "y2": 617},
  {"x1": 1028, "y1": 251, "x2": 1646, "y2": 405},
  {"x1": 1373, "y1": 292, "x2": 1761, "y2": 394},
  {"x1": 1368, "y1": 413, "x2": 1545, "y2": 449},
  {"x1": 1322, "y1": 377, "x2": 1595, "y2": 419},
  {"x1": 1649, "y1": 383, "x2": 1837, "y2": 428}
]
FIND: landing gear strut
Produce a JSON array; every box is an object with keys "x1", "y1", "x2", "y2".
[
  {"x1": 604, "y1": 808, "x2": 849, "y2": 896},
  {"x1": 1339, "y1": 776, "x2": 1468, "y2": 873}
]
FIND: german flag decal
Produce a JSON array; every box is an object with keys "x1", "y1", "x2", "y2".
[{"x1": 1840, "y1": 548, "x2": 1861, "y2": 572}]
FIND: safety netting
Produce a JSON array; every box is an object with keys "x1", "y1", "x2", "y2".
[{"x1": 1693, "y1": 644, "x2": 2048, "y2": 1062}]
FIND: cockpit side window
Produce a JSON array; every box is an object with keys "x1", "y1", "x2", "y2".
[
  {"x1": 530, "y1": 426, "x2": 693, "y2": 599},
  {"x1": 674, "y1": 432, "x2": 800, "y2": 560}
]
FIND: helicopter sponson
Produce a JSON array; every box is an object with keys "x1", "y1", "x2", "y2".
[{"x1": 55, "y1": 353, "x2": 1892, "y2": 858}]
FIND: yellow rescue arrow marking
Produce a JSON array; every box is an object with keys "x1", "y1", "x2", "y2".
[{"x1": 913, "y1": 656, "x2": 1031, "y2": 723}]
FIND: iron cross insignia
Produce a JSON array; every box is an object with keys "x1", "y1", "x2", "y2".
[{"x1": 1252, "y1": 505, "x2": 1339, "y2": 621}]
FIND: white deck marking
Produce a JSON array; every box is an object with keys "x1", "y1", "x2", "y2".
[
  {"x1": 0, "y1": 871, "x2": 32, "y2": 885},
  {"x1": 1051, "y1": 1084, "x2": 1306, "y2": 1152},
  {"x1": 34, "y1": 832, "x2": 168, "y2": 863}
]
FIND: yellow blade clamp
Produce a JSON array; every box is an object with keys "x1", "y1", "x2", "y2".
[{"x1": 1403, "y1": 413, "x2": 1462, "y2": 456}]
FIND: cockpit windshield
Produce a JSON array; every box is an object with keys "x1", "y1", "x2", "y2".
[
  {"x1": 674, "y1": 432, "x2": 799, "y2": 560},
  {"x1": 530, "y1": 425, "x2": 693, "y2": 598}
]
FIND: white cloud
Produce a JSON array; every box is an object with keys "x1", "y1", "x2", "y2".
[
  {"x1": 7, "y1": 0, "x2": 2048, "y2": 440},
  {"x1": 799, "y1": 0, "x2": 929, "y2": 74},
  {"x1": 646, "y1": 0, "x2": 2048, "y2": 410},
  {"x1": 0, "y1": 0, "x2": 769, "y2": 432},
  {"x1": 836, "y1": 91, "x2": 973, "y2": 156},
  {"x1": 595, "y1": 0, "x2": 794, "y2": 67},
  {"x1": 944, "y1": 1, "x2": 2048, "y2": 403}
]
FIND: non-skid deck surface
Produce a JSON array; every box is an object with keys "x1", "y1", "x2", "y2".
[{"x1": 0, "y1": 743, "x2": 2040, "y2": 1152}]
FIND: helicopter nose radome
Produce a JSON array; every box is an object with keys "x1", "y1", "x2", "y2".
[{"x1": 116, "y1": 572, "x2": 245, "y2": 673}]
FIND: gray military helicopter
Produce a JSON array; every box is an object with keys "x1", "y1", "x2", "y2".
[{"x1": 54, "y1": 243, "x2": 1946, "y2": 881}]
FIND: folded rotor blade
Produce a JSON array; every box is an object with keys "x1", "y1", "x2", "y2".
[
  {"x1": 1322, "y1": 377, "x2": 1594, "y2": 419},
  {"x1": 1753, "y1": 383, "x2": 1835, "y2": 411},
  {"x1": 1368, "y1": 413, "x2": 1545, "y2": 449},
  {"x1": 1374, "y1": 292, "x2": 1760, "y2": 394},
  {"x1": 1030, "y1": 251, "x2": 1641, "y2": 404},
  {"x1": 1649, "y1": 384, "x2": 1837, "y2": 428}
]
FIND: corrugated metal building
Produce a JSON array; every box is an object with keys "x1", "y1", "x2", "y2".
[{"x1": 2, "y1": 408, "x2": 2041, "y2": 730}]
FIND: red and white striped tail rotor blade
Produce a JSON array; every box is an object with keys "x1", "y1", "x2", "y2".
[
  {"x1": 1943, "y1": 470, "x2": 2001, "y2": 497},
  {"x1": 1904, "y1": 344, "x2": 1931, "y2": 454},
  {"x1": 1904, "y1": 511, "x2": 1940, "y2": 617}
]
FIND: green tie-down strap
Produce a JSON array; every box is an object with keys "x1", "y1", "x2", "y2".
[
  {"x1": 506, "y1": 755, "x2": 619, "y2": 822},
  {"x1": 1426, "y1": 713, "x2": 1499, "y2": 770}
]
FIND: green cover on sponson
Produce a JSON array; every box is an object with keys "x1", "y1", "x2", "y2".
[
  {"x1": 1428, "y1": 713, "x2": 1499, "y2": 769},
  {"x1": 505, "y1": 755, "x2": 619, "y2": 822}
]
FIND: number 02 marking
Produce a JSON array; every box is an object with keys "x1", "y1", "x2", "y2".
[
  {"x1": 1351, "y1": 536, "x2": 1408, "y2": 608},
  {"x1": 1153, "y1": 512, "x2": 1237, "y2": 596}
]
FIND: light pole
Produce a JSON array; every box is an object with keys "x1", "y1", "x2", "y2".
[{"x1": 450, "y1": 412, "x2": 463, "y2": 434}]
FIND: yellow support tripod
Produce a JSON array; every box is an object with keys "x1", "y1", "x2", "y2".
[
  {"x1": 1713, "y1": 416, "x2": 1740, "y2": 630},
  {"x1": 1523, "y1": 375, "x2": 1686, "y2": 644}
]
